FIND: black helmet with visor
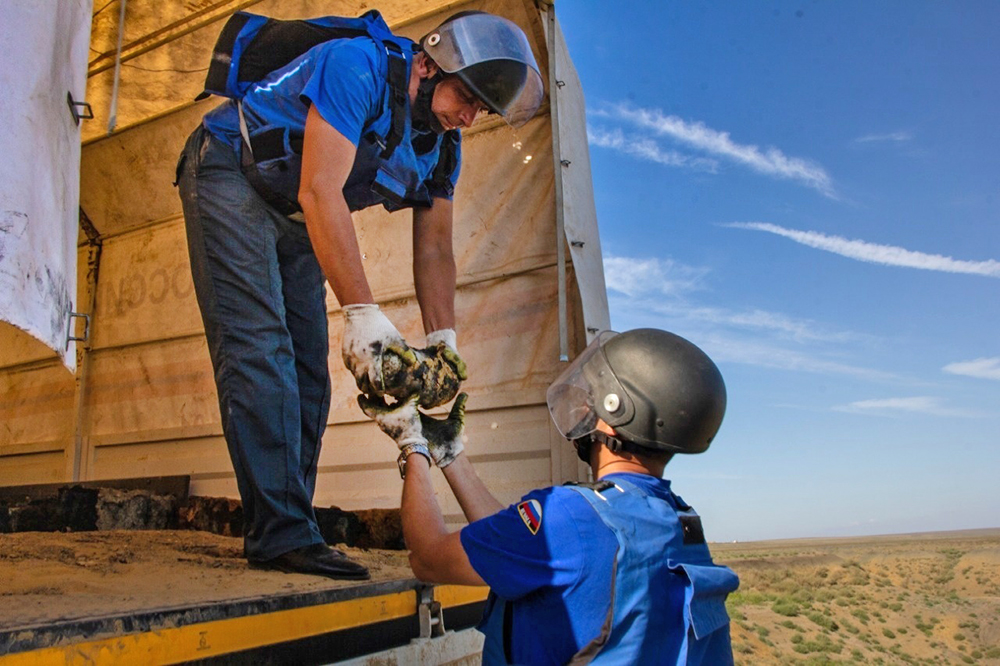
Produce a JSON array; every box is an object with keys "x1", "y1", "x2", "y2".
[
  {"x1": 421, "y1": 12, "x2": 544, "y2": 128},
  {"x1": 546, "y1": 329, "x2": 727, "y2": 455}
]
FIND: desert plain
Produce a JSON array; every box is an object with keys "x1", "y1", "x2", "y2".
[{"x1": 713, "y1": 528, "x2": 1000, "y2": 664}]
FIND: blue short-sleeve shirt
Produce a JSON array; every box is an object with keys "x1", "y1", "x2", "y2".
[
  {"x1": 201, "y1": 36, "x2": 460, "y2": 210},
  {"x1": 461, "y1": 478, "x2": 641, "y2": 665}
]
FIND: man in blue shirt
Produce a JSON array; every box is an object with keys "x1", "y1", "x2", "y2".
[
  {"x1": 363, "y1": 328, "x2": 740, "y2": 664},
  {"x1": 176, "y1": 11, "x2": 542, "y2": 578}
]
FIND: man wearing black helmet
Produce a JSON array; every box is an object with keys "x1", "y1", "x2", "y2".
[
  {"x1": 176, "y1": 11, "x2": 543, "y2": 579},
  {"x1": 362, "y1": 328, "x2": 740, "y2": 664}
]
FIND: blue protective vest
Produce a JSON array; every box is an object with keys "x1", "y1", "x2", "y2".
[
  {"x1": 480, "y1": 478, "x2": 739, "y2": 665},
  {"x1": 243, "y1": 39, "x2": 458, "y2": 214},
  {"x1": 205, "y1": 11, "x2": 459, "y2": 215}
]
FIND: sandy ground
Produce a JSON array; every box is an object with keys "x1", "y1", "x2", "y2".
[
  {"x1": 0, "y1": 530, "x2": 413, "y2": 630},
  {"x1": 3, "y1": 527, "x2": 998, "y2": 664},
  {"x1": 713, "y1": 528, "x2": 1000, "y2": 665}
]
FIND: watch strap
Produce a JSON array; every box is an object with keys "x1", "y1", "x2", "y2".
[{"x1": 397, "y1": 442, "x2": 432, "y2": 478}]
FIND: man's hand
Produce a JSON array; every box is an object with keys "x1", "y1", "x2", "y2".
[
  {"x1": 342, "y1": 304, "x2": 417, "y2": 397},
  {"x1": 425, "y1": 328, "x2": 468, "y2": 383},
  {"x1": 419, "y1": 393, "x2": 467, "y2": 468},
  {"x1": 357, "y1": 394, "x2": 426, "y2": 450}
]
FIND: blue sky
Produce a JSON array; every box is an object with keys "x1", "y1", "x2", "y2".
[{"x1": 558, "y1": 2, "x2": 999, "y2": 541}]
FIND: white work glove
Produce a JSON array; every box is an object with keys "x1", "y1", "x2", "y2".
[
  {"x1": 358, "y1": 392, "x2": 468, "y2": 468},
  {"x1": 425, "y1": 329, "x2": 458, "y2": 354},
  {"x1": 341, "y1": 304, "x2": 417, "y2": 397},
  {"x1": 357, "y1": 394, "x2": 427, "y2": 451}
]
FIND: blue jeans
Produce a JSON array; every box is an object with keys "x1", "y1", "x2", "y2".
[{"x1": 177, "y1": 125, "x2": 330, "y2": 561}]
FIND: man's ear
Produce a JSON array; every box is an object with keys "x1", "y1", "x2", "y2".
[{"x1": 415, "y1": 51, "x2": 440, "y2": 79}]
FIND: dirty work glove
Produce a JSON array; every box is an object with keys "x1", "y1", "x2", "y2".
[
  {"x1": 357, "y1": 394, "x2": 426, "y2": 451},
  {"x1": 419, "y1": 393, "x2": 468, "y2": 468},
  {"x1": 342, "y1": 304, "x2": 417, "y2": 397},
  {"x1": 425, "y1": 329, "x2": 468, "y2": 382}
]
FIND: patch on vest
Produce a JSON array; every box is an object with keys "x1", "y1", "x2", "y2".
[
  {"x1": 680, "y1": 513, "x2": 706, "y2": 545},
  {"x1": 517, "y1": 499, "x2": 542, "y2": 535}
]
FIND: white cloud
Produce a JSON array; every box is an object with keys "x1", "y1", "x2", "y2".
[
  {"x1": 833, "y1": 396, "x2": 978, "y2": 417},
  {"x1": 728, "y1": 222, "x2": 1000, "y2": 278},
  {"x1": 700, "y1": 334, "x2": 896, "y2": 381},
  {"x1": 943, "y1": 357, "x2": 1000, "y2": 381},
  {"x1": 592, "y1": 103, "x2": 836, "y2": 197},
  {"x1": 853, "y1": 131, "x2": 913, "y2": 144},
  {"x1": 603, "y1": 255, "x2": 888, "y2": 379},
  {"x1": 587, "y1": 126, "x2": 718, "y2": 172},
  {"x1": 603, "y1": 255, "x2": 708, "y2": 298},
  {"x1": 604, "y1": 255, "x2": 860, "y2": 344}
]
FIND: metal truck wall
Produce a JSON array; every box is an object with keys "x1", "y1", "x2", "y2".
[
  {"x1": 0, "y1": 0, "x2": 92, "y2": 372},
  {"x1": 0, "y1": 0, "x2": 605, "y2": 524}
]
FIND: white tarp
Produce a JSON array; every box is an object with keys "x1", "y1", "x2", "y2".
[{"x1": 0, "y1": 0, "x2": 93, "y2": 371}]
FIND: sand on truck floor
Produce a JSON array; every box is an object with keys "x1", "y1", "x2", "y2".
[{"x1": 0, "y1": 530, "x2": 413, "y2": 630}]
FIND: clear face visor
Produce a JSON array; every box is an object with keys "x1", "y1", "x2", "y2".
[
  {"x1": 424, "y1": 13, "x2": 544, "y2": 127},
  {"x1": 546, "y1": 331, "x2": 631, "y2": 440}
]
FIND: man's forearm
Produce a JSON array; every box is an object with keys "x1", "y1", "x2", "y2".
[
  {"x1": 442, "y1": 454, "x2": 503, "y2": 522},
  {"x1": 413, "y1": 200, "x2": 456, "y2": 334},
  {"x1": 301, "y1": 190, "x2": 374, "y2": 306},
  {"x1": 401, "y1": 452, "x2": 484, "y2": 585}
]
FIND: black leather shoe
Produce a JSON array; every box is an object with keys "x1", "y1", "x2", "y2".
[{"x1": 249, "y1": 543, "x2": 370, "y2": 580}]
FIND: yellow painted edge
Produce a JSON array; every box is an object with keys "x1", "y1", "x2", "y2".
[
  {"x1": 0, "y1": 590, "x2": 416, "y2": 666},
  {"x1": 435, "y1": 585, "x2": 489, "y2": 608}
]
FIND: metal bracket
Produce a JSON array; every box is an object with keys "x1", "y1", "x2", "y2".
[
  {"x1": 417, "y1": 587, "x2": 446, "y2": 639},
  {"x1": 67, "y1": 92, "x2": 94, "y2": 126},
  {"x1": 67, "y1": 312, "x2": 91, "y2": 348}
]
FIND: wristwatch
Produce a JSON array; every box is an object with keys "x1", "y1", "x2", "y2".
[{"x1": 397, "y1": 442, "x2": 432, "y2": 479}]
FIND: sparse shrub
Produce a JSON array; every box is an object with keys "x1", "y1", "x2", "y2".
[
  {"x1": 792, "y1": 633, "x2": 842, "y2": 655},
  {"x1": 971, "y1": 651, "x2": 983, "y2": 660},
  {"x1": 882, "y1": 628, "x2": 896, "y2": 639},
  {"x1": 772, "y1": 599, "x2": 799, "y2": 617},
  {"x1": 960, "y1": 655, "x2": 973, "y2": 664},
  {"x1": 889, "y1": 602, "x2": 902, "y2": 612},
  {"x1": 805, "y1": 611, "x2": 838, "y2": 632},
  {"x1": 790, "y1": 589, "x2": 813, "y2": 604},
  {"x1": 953, "y1": 632, "x2": 965, "y2": 641},
  {"x1": 790, "y1": 634, "x2": 803, "y2": 644},
  {"x1": 851, "y1": 608, "x2": 870, "y2": 624}
]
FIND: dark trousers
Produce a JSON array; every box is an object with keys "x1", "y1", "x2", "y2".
[{"x1": 177, "y1": 125, "x2": 330, "y2": 561}]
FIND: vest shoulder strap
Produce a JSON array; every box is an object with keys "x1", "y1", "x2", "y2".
[
  {"x1": 199, "y1": 10, "x2": 395, "y2": 100},
  {"x1": 429, "y1": 130, "x2": 461, "y2": 196}
]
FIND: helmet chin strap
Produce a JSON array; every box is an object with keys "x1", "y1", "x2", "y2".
[
  {"x1": 411, "y1": 71, "x2": 445, "y2": 134},
  {"x1": 572, "y1": 431, "x2": 626, "y2": 464}
]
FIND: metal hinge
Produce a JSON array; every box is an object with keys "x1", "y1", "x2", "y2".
[
  {"x1": 417, "y1": 586, "x2": 446, "y2": 639},
  {"x1": 67, "y1": 92, "x2": 94, "y2": 126},
  {"x1": 67, "y1": 312, "x2": 91, "y2": 349}
]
